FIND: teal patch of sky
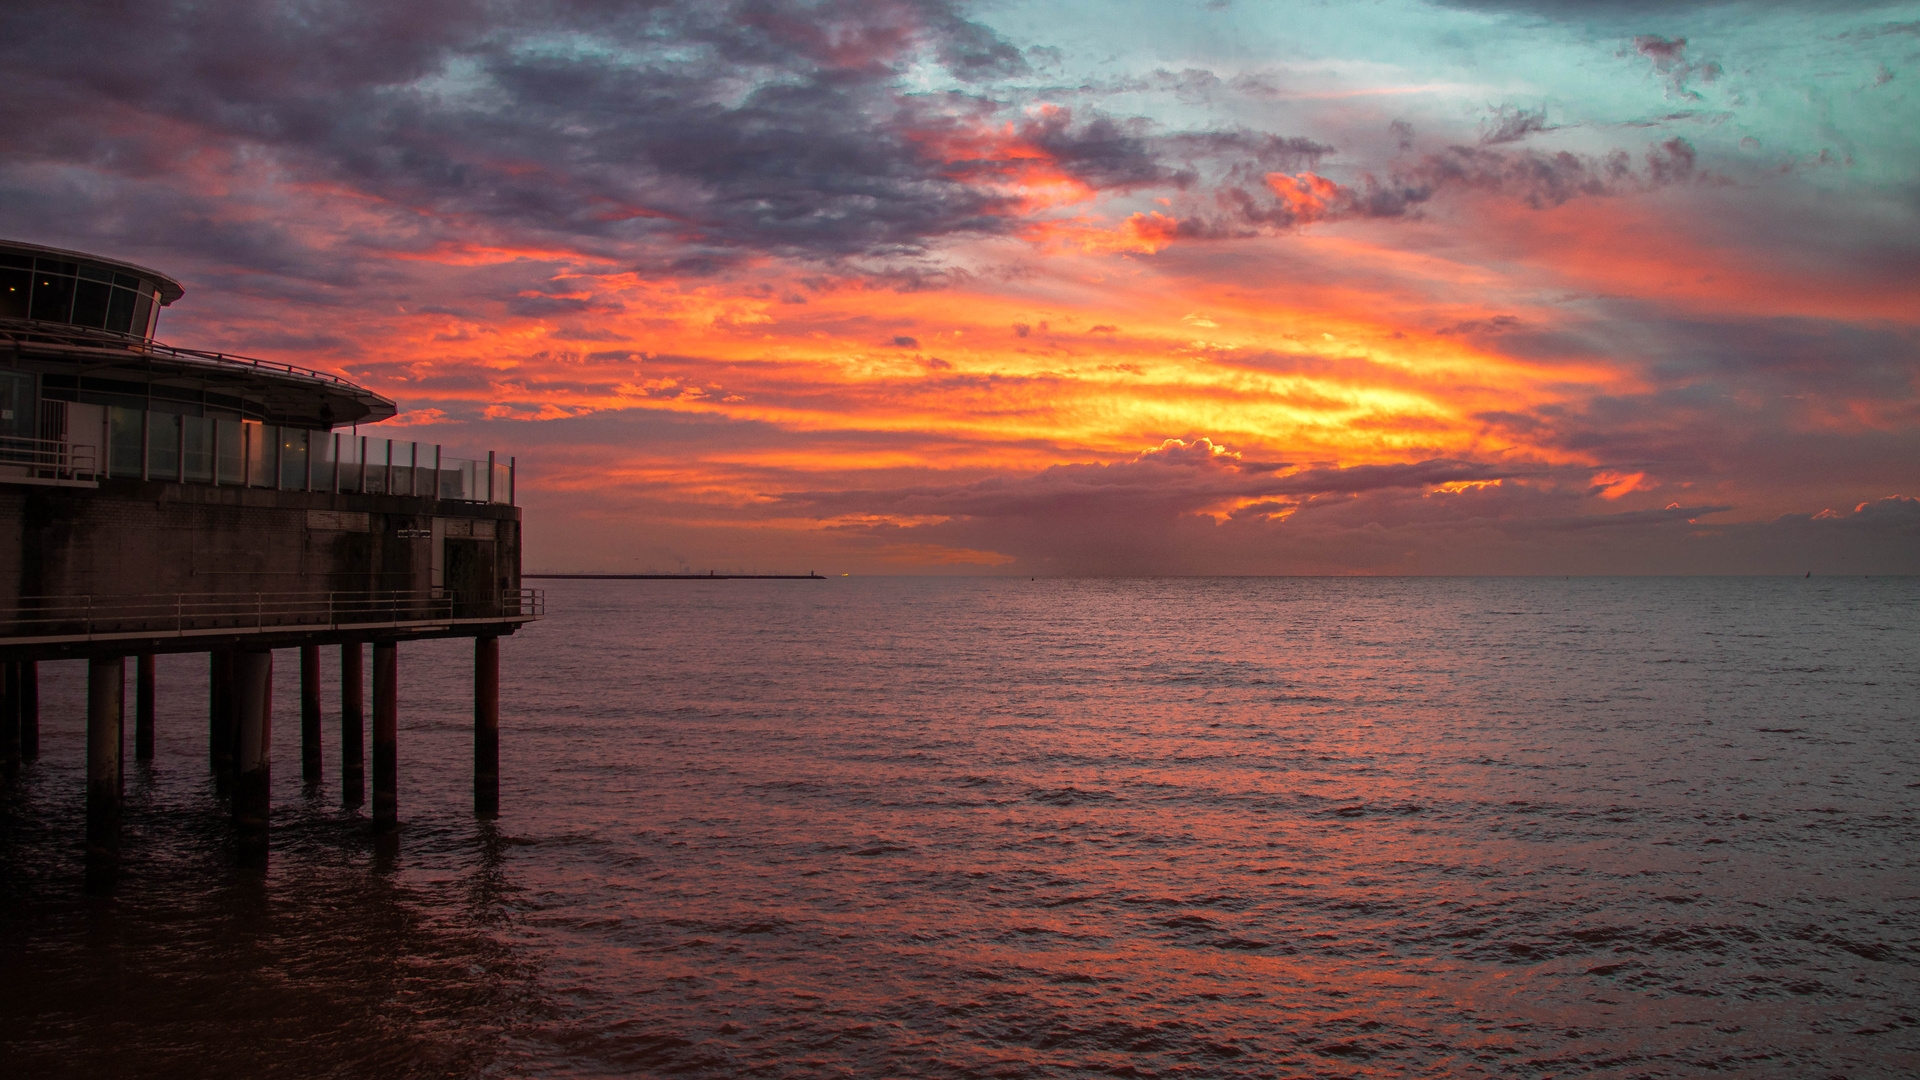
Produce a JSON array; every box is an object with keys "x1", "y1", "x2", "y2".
[{"x1": 971, "y1": 0, "x2": 1918, "y2": 181}]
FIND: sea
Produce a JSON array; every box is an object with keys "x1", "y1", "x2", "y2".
[{"x1": 1, "y1": 576, "x2": 1916, "y2": 1078}]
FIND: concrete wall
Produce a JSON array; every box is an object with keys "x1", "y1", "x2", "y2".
[{"x1": 2, "y1": 479, "x2": 520, "y2": 611}]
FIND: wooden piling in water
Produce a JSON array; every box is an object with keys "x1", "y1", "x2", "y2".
[
  {"x1": 474, "y1": 635, "x2": 499, "y2": 817},
  {"x1": 300, "y1": 644, "x2": 322, "y2": 784},
  {"x1": 341, "y1": 642, "x2": 365, "y2": 809},
  {"x1": 372, "y1": 641, "x2": 398, "y2": 831},
  {"x1": 135, "y1": 653, "x2": 156, "y2": 761},
  {"x1": 232, "y1": 650, "x2": 272, "y2": 866},
  {"x1": 86, "y1": 657, "x2": 124, "y2": 892}
]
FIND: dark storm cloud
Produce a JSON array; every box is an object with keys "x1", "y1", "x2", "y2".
[
  {"x1": 773, "y1": 439, "x2": 1508, "y2": 520},
  {"x1": 0, "y1": 0, "x2": 1105, "y2": 267},
  {"x1": 1632, "y1": 35, "x2": 1722, "y2": 99},
  {"x1": 817, "y1": 471, "x2": 1920, "y2": 576},
  {"x1": 1488, "y1": 306, "x2": 1920, "y2": 442},
  {"x1": 1481, "y1": 105, "x2": 1553, "y2": 145}
]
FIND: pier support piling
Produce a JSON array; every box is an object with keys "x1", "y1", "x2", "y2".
[
  {"x1": 209, "y1": 650, "x2": 235, "y2": 792},
  {"x1": 300, "y1": 645, "x2": 322, "y2": 784},
  {"x1": 474, "y1": 635, "x2": 499, "y2": 817},
  {"x1": 135, "y1": 653, "x2": 156, "y2": 761},
  {"x1": 19, "y1": 661, "x2": 37, "y2": 760},
  {"x1": 1, "y1": 663, "x2": 18, "y2": 778},
  {"x1": 19, "y1": 657, "x2": 36, "y2": 757},
  {"x1": 232, "y1": 650, "x2": 273, "y2": 866},
  {"x1": 341, "y1": 643, "x2": 364, "y2": 809},
  {"x1": 86, "y1": 657, "x2": 125, "y2": 892},
  {"x1": 372, "y1": 641, "x2": 398, "y2": 831}
]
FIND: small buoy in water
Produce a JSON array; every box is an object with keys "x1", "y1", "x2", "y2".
[{"x1": 1806, "y1": 571, "x2": 1811, "y2": 578}]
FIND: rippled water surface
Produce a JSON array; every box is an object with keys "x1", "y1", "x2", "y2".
[{"x1": 3, "y1": 577, "x2": 1917, "y2": 1078}]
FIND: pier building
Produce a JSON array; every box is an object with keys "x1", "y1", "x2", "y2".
[{"x1": 0, "y1": 239, "x2": 541, "y2": 887}]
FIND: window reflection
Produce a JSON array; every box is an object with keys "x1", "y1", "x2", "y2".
[{"x1": 10, "y1": 254, "x2": 160, "y2": 337}]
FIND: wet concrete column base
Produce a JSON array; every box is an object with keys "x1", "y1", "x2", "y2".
[
  {"x1": 474, "y1": 635, "x2": 499, "y2": 818},
  {"x1": 86, "y1": 656, "x2": 125, "y2": 893},
  {"x1": 341, "y1": 642, "x2": 365, "y2": 810},
  {"x1": 372, "y1": 641, "x2": 398, "y2": 831},
  {"x1": 300, "y1": 644, "x2": 322, "y2": 785},
  {"x1": 135, "y1": 653, "x2": 156, "y2": 761},
  {"x1": 232, "y1": 650, "x2": 273, "y2": 867}
]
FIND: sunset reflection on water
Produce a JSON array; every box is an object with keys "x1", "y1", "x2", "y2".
[{"x1": 3, "y1": 576, "x2": 1915, "y2": 1078}]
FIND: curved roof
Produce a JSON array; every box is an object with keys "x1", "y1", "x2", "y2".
[{"x1": 0, "y1": 238, "x2": 185, "y2": 305}]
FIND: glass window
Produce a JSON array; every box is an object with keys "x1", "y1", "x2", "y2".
[
  {"x1": 312, "y1": 430, "x2": 338, "y2": 490},
  {"x1": 0, "y1": 371, "x2": 33, "y2": 440},
  {"x1": 363, "y1": 438, "x2": 389, "y2": 494},
  {"x1": 0, "y1": 253, "x2": 30, "y2": 269},
  {"x1": 104, "y1": 285, "x2": 136, "y2": 333},
  {"x1": 71, "y1": 278, "x2": 112, "y2": 328},
  {"x1": 107, "y1": 406, "x2": 143, "y2": 478},
  {"x1": 30, "y1": 272, "x2": 74, "y2": 323},
  {"x1": 279, "y1": 428, "x2": 308, "y2": 489},
  {"x1": 148, "y1": 411, "x2": 181, "y2": 479},
  {"x1": 33, "y1": 257, "x2": 77, "y2": 276},
  {"x1": 0, "y1": 268, "x2": 28, "y2": 319},
  {"x1": 78, "y1": 264, "x2": 113, "y2": 282},
  {"x1": 132, "y1": 291, "x2": 153, "y2": 338},
  {"x1": 112, "y1": 272, "x2": 141, "y2": 289},
  {"x1": 183, "y1": 415, "x2": 214, "y2": 482},
  {"x1": 215, "y1": 418, "x2": 244, "y2": 484},
  {"x1": 244, "y1": 421, "x2": 270, "y2": 486}
]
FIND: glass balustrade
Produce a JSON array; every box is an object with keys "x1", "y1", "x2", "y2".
[{"x1": 88, "y1": 405, "x2": 511, "y2": 502}]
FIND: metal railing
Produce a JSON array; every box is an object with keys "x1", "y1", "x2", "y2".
[
  {"x1": 23, "y1": 400, "x2": 515, "y2": 504},
  {"x1": 0, "y1": 588, "x2": 544, "y2": 644},
  {"x1": 0, "y1": 433, "x2": 98, "y2": 481},
  {"x1": 0, "y1": 316, "x2": 363, "y2": 391}
]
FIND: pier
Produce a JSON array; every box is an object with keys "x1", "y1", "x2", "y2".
[{"x1": 0, "y1": 238, "x2": 542, "y2": 889}]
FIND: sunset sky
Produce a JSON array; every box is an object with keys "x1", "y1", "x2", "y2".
[{"x1": 5, "y1": 0, "x2": 1917, "y2": 574}]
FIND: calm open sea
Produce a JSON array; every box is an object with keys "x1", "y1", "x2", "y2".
[{"x1": 2, "y1": 577, "x2": 1917, "y2": 1078}]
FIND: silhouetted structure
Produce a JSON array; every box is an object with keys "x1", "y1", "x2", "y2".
[{"x1": 0, "y1": 239, "x2": 542, "y2": 887}]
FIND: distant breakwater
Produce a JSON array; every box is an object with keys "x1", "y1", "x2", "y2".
[{"x1": 523, "y1": 572, "x2": 826, "y2": 580}]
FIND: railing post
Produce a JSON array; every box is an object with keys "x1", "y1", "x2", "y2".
[
  {"x1": 384, "y1": 439, "x2": 393, "y2": 494},
  {"x1": 487, "y1": 451, "x2": 496, "y2": 503},
  {"x1": 509, "y1": 456, "x2": 516, "y2": 506},
  {"x1": 358, "y1": 435, "x2": 367, "y2": 493},
  {"x1": 408, "y1": 441, "x2": 417, "y2": 497},
  {"x1": 332, "y1": 432, "x2": 341, "y2": 493},
  {"x1": 434, "y1": 444, "x2": 442, "y2": 500}
]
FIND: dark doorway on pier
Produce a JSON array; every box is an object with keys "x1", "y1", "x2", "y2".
[{"x1": 444, "y1": 537, "x2": 496, "y2": 618}]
